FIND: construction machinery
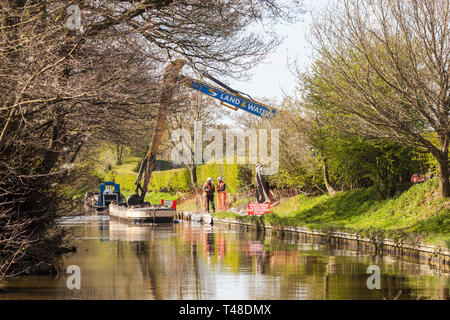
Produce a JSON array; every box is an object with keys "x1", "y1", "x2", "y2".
[
  {"x1": 97, "y1": 181, "x2": 124, "y2": 210},
  {"x1": 127, "y1": 60, "x2": 278, "y2": 207},
  {"x1": 84, "y1": 181, "x2": 124, "y2": 212}
]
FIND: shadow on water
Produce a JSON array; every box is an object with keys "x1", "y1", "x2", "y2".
[{"x1": 0, "y1": 216, "x2": 448, "y2": 300}]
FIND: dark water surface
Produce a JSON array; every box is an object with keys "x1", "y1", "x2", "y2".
[{"x1": 1, "y1": 216, "x2": 448, "y2": 300}]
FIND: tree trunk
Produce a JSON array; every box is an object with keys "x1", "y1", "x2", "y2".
[
  {"x1": 141, "y1": 60, "x2": 186, "y2": 201},
  {"x1": 69, "y1": 141, "x2": 84, "y2": 163},
  {"x1": 436, "y1": 151, "x2": 449, "y2": 198},
  {"x1": 430, "y1": 139, "x2": 449, "y2": 198},
  {"x1": 116, "y1": 144, "x2": 123, "y2": 165},
  {"x1": 190, "y1": 164, "x2": 197, "y2": 185},
  {"x1": 40, "y1": 109, "x2": 64, "y2": 174},
  {"x1": 323, "y1": 158, "x2": 336, "y2": 196}
]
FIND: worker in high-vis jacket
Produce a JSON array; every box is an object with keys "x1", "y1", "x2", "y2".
[
  {"x1": 217, "y1": 177, "x2": 226, "y2": 211},
  {"x1": 203, "y1": 177, "x2": 215, "y2": 213}
]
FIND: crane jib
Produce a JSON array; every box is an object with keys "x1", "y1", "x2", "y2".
[{"x1": 189, "y1": 80, "x2": 277, "y2": 118}]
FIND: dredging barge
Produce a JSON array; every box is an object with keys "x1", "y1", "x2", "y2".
[
  {"x1": 108, "y1": 202, "x2": 175, "y2": 224},
  {"x1": 84, "y1": 181, "x2": 176, "y2": 223}
]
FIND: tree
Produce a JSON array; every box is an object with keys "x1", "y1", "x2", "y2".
[
  {"x1": 309, "y1": 0, "x2": 449, "y2": 197},
  {"x1": 271, "y1": 81, "x2": 423, "y2": 198},
  {"x1": 245, "y1": 97, "x2": 328, "y2": 194},
  {"x1": 324, "y1": 135, "x2": 421, "y2": 199},
  {"x1": 0, "y1": 0, "x2": 304, "y2": 277},
  {"x1": 164, "y1": 88, "x2": 226, "y2": 187}
]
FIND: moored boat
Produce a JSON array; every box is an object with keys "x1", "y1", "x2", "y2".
[{"x1": 109, "y1": 202, "x2": 175, "y2": 223}]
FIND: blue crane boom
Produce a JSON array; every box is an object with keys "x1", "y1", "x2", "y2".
[
  {"x1": 128, "y1": 63, "x2": 277, "y2": 206},
  {"x1": 179, "y1": 76, "x2": 278, "y2": 118}
]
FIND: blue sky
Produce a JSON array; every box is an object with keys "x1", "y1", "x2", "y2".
[{"x1": 228, "y1": 0, "x2": 328, "y2": 105}]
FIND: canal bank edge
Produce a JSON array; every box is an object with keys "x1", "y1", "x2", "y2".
[{"x1": 178, "y1": 212, "x2": 450, "y2": 273}]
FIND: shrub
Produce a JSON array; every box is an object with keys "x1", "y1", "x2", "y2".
[
  {"x1": 148, "y1": 162, "x2": 253, "y2": 194},
  {"x1": 150, "y1": 168, "x2": 191, "y2": 192},
  {"x1": 197, "y1": 162, "x2": 253, "y2": 193}
]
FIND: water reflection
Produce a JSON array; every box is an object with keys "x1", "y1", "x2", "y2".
[{"x1": 0, "y1": 217, "x2": 448, "y2": 300}]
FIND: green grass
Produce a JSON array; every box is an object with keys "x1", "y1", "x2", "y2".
[
  {"x1": 120, "y1": 190, "x2": 177, "y2": 204},
  {"x1": 108, "y1": 161, "x2": 139, "y2": 192},
  {"x1": 272, "y1": 193, "x2": 329, "y2": 216},
  {"x1": 213, "y1": 179, "x2": 450, "y2": 247}
]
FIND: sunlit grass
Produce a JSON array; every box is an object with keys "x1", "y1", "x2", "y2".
[{"x1": 214, "y1": 179, "x2": 450, "y2": 247}]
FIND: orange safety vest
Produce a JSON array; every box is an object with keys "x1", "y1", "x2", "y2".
[
  {"x1": 217, "y1": 181, "x2": 227, "y2": 211},
  {"x1": 203, "y1": 182, "x2": 215, "y2": 196},
  {"x1": 217, "y1": 181, "x2": 226, "y2": 193}
]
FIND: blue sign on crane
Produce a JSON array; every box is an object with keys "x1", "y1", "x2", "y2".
[{"x1": 188, "y1": 79, "x2": 277, "y2": 118}]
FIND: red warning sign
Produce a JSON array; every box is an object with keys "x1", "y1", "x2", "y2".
[
  {"x1": 161, "y1": 199, "x2": 176, "y2": 209},
  {"x1": 248, "y1": 203, "x2": 270, "y2": 216}
]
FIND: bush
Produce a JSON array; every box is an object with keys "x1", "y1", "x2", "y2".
[
  {"x1": 148, "y1": 162, "x2": 253, "y2": 194},
  {"x1": 196, "y1": 162, "x2": 252, "y2": 193},
  {"x1": 150, "y1": 168, "x2": 191, "y2": 192},
  {"x1": 132, "y1": 159, "x2": 172, "y2": 173}
]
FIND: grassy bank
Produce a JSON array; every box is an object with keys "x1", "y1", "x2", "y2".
[
  {"x1": 94, "y1": 157, "x2": 449, "y2": 247},
  {"x1": 213, "y1": 179, "x2": 449, "y2": 248}
]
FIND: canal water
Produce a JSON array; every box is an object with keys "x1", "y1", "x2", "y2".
[{"x1": 0, "y1": 216, "x2": 448, "y2": 300}]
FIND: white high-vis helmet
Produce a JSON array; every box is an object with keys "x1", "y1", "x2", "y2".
[
  {"x1": 207, "y1": 177, "x2": 212, "y2": 182},
  {"x1": 217, "y1": 177, "x2": 222, "y2": 181}
]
